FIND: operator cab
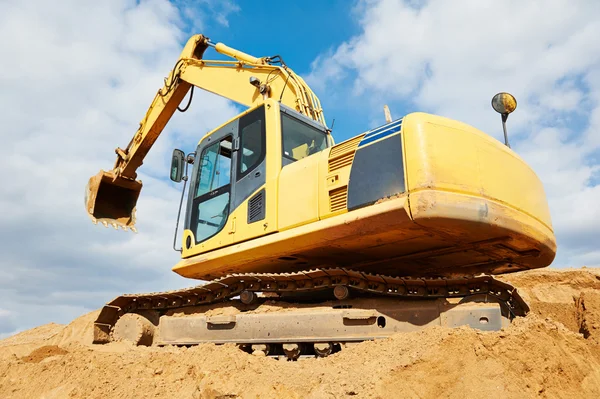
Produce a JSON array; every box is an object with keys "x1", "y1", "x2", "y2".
[{"x1": 170, "y1": 100, "x2": 332, "y2": 257}]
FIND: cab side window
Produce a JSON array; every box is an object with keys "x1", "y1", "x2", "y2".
[
  {"x1": 281, "y1": 112, "x2": 328, "y2": 162},
  {"x1": 196, "y1": 139, "x2": 232, "y2": 197},
  {"x1": 237, "y1": 107, "x2": 265, "y2": 179}
]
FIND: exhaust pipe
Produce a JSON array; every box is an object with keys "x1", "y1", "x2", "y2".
[{"x1": 85, "y1": 170, "x2": 142, "y2": 231}]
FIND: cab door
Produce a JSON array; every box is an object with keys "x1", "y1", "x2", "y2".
[
  {"x1": 183, "y1": 103, "x2": 275, "y2": 256},
  {"x1": 230, "y1": 105, "x2": 270, "y2": 243},
  {"x1": 184, "y1": 121, "x2": 237, "y2": 254}
]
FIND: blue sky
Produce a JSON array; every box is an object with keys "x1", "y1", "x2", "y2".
[
  {"x1": 175, "y1": 0, "x2": 368, "y2": 138},
  {"x1": 1, "y1": 0, "x2": 599, "y2": 337}
]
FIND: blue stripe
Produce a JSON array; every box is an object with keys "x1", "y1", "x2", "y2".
[
  {"x1": 358, "y1": 126, "x2": 401, "y2": 147},
  {"x1": 363, "y1": 119, "x2": 402, "y2": 138},
  {"x1": 363, "y1": 122, "x2": 402, "y2": 141}
]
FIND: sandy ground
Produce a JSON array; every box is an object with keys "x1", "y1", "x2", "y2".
[{"x1": 1, "y1": 267, "x2": 600, "y2": 399}]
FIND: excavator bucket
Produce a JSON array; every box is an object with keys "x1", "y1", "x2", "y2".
[{"x1": 85, "y1": 170, "x2": 142, "y2": 231}]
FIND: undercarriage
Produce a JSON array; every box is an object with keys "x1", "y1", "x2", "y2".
[{"x1": 94, "y1": 268, "x2": 528, "y2": 359}]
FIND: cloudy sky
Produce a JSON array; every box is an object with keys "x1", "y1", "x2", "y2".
[{"x1": 1, "y1": 0, "x2": 598, "y2": 337}]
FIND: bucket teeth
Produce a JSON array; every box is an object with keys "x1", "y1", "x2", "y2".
[{"x1": 93, "y1": 218, "x2": 137, "y2": 232}]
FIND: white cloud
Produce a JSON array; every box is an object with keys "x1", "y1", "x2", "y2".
[
  {"x1": 0, "y1": 0, "x2": 239, "y2": 336},
  {"x1": 309, "y1": 0, "x2": 600, "y2": 268},
  {"x1": 175, "y1": 0, "x2": 240, "y2": 29}
]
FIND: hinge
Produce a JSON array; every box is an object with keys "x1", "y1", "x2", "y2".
[{"x1": 233, "y1": 137, "x2": 240, "y2": 151}]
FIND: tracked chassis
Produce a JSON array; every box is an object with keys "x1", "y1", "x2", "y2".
[{"x1": 94, "y1": 268, "x2": 528, "y2": 359}]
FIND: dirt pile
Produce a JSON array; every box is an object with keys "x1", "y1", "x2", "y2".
[{"x1": 1, "y1": 268, "x2": 599, "y2": 398}]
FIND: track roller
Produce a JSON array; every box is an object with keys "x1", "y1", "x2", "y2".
[
  {"x1": 251, "y1": 344, "x2": 272, "y2": 356},
  {"x1": 314, "y1": 342, "x2": 333, "y2": 357},
  {"x1": 240, "y1": 290, "x2": 257, "y2": 305},
  {"x1": 282, "y1": 343, "x2": 304, "y2": 360},
  {"x1": 333, "y1": 285, "x2": 350, "y2": 300}
]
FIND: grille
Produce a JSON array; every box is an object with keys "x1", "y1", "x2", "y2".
[
  {"x1": 329, "y1": 186, "x2": 348, "y2": 212},
  {"x1": 248, "y1": 189, "x2": 265, "y2": 223},
  {"x1": 328, "y1": 134, "x2": 364, "y2": 172}
]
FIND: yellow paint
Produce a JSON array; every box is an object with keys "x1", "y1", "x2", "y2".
[
  {"x1": 278, "y1": 150, "x2": 322, "y2": 231},
  {"x1": 213, "y1": 42, "x2": 263, "y2": 65},
  {"x1": 173, "y1": 195, "x2": 413, "y2": 280},
  {"x1": 402, "y1": 113, "x2": 552, "y2": 230}
]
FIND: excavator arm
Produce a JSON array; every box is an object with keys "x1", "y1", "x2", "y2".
[{"x1": 84, "y1": 34, "x2": 326, "y2": 230}]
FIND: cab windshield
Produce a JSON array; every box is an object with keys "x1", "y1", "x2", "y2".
[{"x1": 281, "y1": 113, "x2": 329, "y2": 161}]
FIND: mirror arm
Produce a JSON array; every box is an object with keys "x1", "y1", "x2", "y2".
[{"x1": 501, "y1": 113, "x2": 510, "y2": 148}]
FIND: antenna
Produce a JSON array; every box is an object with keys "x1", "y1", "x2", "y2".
[{"x1": 384, "y1": 105, "x2": 392, "y2": 123}]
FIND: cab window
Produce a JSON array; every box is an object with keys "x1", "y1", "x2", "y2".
[
  {"x1": 238, "y1": 107, "x2": 265, "y2": 179},
  {"x1": 192, "y1": 136, "x2": 232, "y2": 243},
  {"x1": 281, "y1": 113, "x2": 328, "y2": 161},
  {"x1": 196, "y1": 138, "x2": 232, "y2": 197}
]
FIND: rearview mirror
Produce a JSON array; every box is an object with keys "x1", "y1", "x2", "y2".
[{"x1": 170, "y1": 149, "x2": 185, "y2": 182}]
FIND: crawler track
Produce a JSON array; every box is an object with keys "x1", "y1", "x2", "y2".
[{"x1": 94, "y1": 268, "x2": 529, "y2": 344}]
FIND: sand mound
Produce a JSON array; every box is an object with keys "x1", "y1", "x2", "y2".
[
  {"x1": 1, "y1": 268, "x2": 599, "y2": 398},
  {"x1": 20, "y1": 345, "x2": 69, "y2": 364}
]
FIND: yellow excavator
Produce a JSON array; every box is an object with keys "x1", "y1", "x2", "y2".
[{"x1": 86, "y1": 34, "x2": 556, "y2": 358}]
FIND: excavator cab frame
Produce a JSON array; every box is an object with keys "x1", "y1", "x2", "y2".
[{"x1": 178, "y1": 100, "x2": 332, "y2": 257}]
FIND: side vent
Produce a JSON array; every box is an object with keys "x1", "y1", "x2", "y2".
[
  {"x1": 248, "y1": 189, "x2": 265, "y2": 223},
  {"x1": 328, "y1": 134, "x2": 364, "y2": 173},
  {"x1": 329, "y1": 186, "x2": 348, "y2": 212}
]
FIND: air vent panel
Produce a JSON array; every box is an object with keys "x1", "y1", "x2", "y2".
[
  {"x1": 247, "y1": 189, "x2": 265, "y2": 223},
  {"x1": 328, "y1": 135, "x2": 364, "y2": 173},
  {"x1": 329, "y1": 186, "x2": 348, "y2": 213}
]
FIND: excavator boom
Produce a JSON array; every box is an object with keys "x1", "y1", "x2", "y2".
[{"x1": 85, "y1": 34, "x2": 326, "y2": 229}]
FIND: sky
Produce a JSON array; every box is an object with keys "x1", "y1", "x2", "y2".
[{"x1": 0, "y1": 0, "x2": 599, "y2": 337}]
